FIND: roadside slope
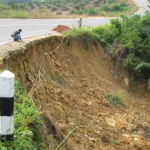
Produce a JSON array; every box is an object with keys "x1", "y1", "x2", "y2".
[{"x1": 1, "y1": 34, "x2": 150, "y2": 149}]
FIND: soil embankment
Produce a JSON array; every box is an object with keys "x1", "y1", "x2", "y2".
[{"x1": 1, "y1": 34, "x2": 150, "y2": 149}]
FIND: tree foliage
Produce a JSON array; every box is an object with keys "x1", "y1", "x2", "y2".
[{"x1": 109, "y1": 12, "x2": 150, "y2": 80}]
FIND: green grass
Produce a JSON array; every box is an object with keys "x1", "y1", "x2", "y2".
[
  {"x1": 0, "y1": 9, "x2": 30, "y2": 18},
  {"x1": 64, "y1": 24, "x2": 115, "y2": 48},
  {"x1": 105, "y1": 92, "x2": 126, "y2": 106},
  {"x1": 0, "y1": 70, "x2": 46, "y2": 150},
  {"x1": 64, "y1": 27, "x2": 101, "y2": 49}
]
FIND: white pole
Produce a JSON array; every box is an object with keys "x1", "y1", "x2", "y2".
[{"x1": 0, "y1": 70, "x2": 14, "y2": 142}]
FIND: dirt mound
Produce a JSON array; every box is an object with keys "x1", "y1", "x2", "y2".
[{"x1": 52, "y1": 25, "x2": 71, "y2": 33}]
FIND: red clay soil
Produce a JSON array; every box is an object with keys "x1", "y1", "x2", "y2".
[{"x1": 52, "y1": 25, "x2": 71, "y2": 33}]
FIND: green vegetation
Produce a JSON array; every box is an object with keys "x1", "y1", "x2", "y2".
[
  {"x1": 105, "y1": 92, "x2": 126, "y2": 105},
  {"x1": 64, "y1": 11, "x2": 150, "y2": 83},
  {"x1": 64, "y1": 24, "x2": 115, "y2": 48},
  {"x1": 109, "y1": 12, "x2": 150, "y2": 81},
  {"x1": 0, "y1": 0, "x2": 138, "y2": 18},
  {"x1": 0, "y1": 71, "x2": 46, "y2": 149},
  {"x1": 111, "y1": 140, "x2": 119, "y2": 145}
]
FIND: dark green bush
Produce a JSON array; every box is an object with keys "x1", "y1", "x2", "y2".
[
  {"x1": 86, "y1": 6, "x2": 97, "y2": 15},
  {"x1": 74, "y1": 4, "x2": 80, "y2": 10},
  {"x1": 52, "y1": 6, "x2": 57, "y2": 11}
]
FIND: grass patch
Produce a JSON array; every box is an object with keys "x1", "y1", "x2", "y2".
[
  {"x1": 64, "y1": 27, "x2": 100, "y2": 49},
  {"x1": 105, "y1": 92, "x2": 126, "y2": 106},
  {"x1": 0, "y1": 70, "x2": 46, "y2": 149},
  {"x1": 64, "y1": 24, "x2": 115, "y2": 48},
  {"x1": 111, "y1": 140, "x2": 119, "y2": 145}
]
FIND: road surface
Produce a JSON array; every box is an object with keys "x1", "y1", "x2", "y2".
[{"x1": 0, "y1": 0, "x2": 149, "y2": 45}]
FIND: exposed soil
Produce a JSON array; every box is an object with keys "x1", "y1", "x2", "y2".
[
  {"x1": 1, "y1": 34, "x2": 150, "y2": 149},
  {"x1": 52, "y1": 25, "x2": 71, "y2": 33}
]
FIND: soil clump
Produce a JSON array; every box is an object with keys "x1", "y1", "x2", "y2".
[{"x1": 52, "y1": 25, "x2": 71, "y2": 33}]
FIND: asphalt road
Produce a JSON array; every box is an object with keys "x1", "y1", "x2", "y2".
[{"x1": 0, "y1": 0, "x2": 150, "y2": 45}]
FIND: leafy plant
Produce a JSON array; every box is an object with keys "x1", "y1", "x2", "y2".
[{"x1": 0, "y1": 73, "x2": 46, "y2": 149}]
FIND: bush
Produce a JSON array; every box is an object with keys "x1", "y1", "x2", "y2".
[
  {"x1": 57, "y1": 11, "x2": 62, "y2": 15},
  {"x1": 0, "y1": 4, "x2": 8, "y2": 11},
  {"x1": 94, "y1": 0, "x2": 103, "y2": 5},
  {"x1": 80, "y1": 2, "x2": 85, "y2": 8},
  {"x1": 64, "y1": 27, "x2": 100, "y2": 49},
  {"x1": 74, "y1": 4, "x2": 80, "y2": 10},
  {"x1": 100, "y1": 4, "x2": 109, "y2": 11},
  {"x1": 86, "y1": 6, "x2": 97, "y2": 15},
  {"x1": 73, "y1": 0, "x2": 80, "y2": 4},
  {"x1": 70, "y1": 9, "x2": 78, "y2": 14},
  {"x1": 62, "y1": 5, "x2": 69, "y2": 11},
  {"x1": 93, "y1": 24, "x2": 115, "y2": 45},
  {"x1": 107, "y1": 13, "x2": 150, "y2": 81},
  {"x1": 77, "y1": 9, "x2": 84, "y2": 15},
  {"x1": 28, "y1": 2, "x2": 35, "y2": 9},
  {"x1": 52, "y1": 6, "x2": 57, "y2": 11}
]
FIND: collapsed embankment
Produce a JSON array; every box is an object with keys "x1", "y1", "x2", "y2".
[{"x1": 1, "y1": 34, "x2": 150, "y2": 149}]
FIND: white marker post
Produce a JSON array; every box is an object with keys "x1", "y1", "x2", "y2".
[{"x1": 0, "y1": 70, "x2": 14, "y2": 142}]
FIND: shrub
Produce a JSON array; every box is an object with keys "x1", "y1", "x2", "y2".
[
  {"x1": 28, "y1": 2, "x2": 35, "y2": 9},
  {"x1": 57, "y1": 11, "x2": 62, "y2": 15},
  {"x1": 0, "y1": 4, "x2": 8, "y2": 10},
  {"x1": 55, "y1": 3, "x2": 61, "y2": 7},
  {"x1": 93, "y1": 24, "x2": 115, "y2": 45},
  {"x1": 94, "y1": 0, "x2": 103, "y2": 5},
  {"x1": 62, "y1": 5, "x2": 69, "y2": 11},
  {"x1": 119, "y1": 0, "x2": 126, "y2": 7},
  {"x1": 41, "y1": 8, "x2": 48, "y2": 12},
  {"x1": 77, "y1": 9, "x2": 84, "y2": 14},
  {"x1": 86, "y1": 6, "x2": 97, "y2": 15},
  {"x1": 52, "y1": 6, "x2": 57, "y2": 11},
  {"x1": 70, "y1": 9, "x2": 78, "y2": 14},
  {"x1": 73, "y1": 0, "x2": 80, "y2": 4},
  {"x1": 80, "y1": 2, "x2": 85, "y2": 8},
  {"x1": 74, "y1": 4, "x2": 80, "y2": 10}
]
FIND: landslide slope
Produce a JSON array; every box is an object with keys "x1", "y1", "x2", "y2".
[{"x1": 1, "y1": 34, "x2": 150, "y2": 149}]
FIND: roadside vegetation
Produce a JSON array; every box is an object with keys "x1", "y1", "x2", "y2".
[
  {"x1": 0, "y1": 69, "x2": 76, "y2": 149},
  {"x1": 64, "y1": 11, "x2": 150, "y2": 85},
  {"x1": 0, "y1": 70, "x2": 46, "y2": 150},
  {"x1": 0, "y1": 0, "x2": 138, "y2": 18}
]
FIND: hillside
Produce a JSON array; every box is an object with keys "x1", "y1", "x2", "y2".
[
  {"x1": 1, "y1": 32, "x2": 150, "y2": 149},
  {"x1": 0, "y1": 0, "x2": 138, "y2": 18}
]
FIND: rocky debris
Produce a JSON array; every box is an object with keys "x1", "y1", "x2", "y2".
[{"x1": 52, "y1": 25, "x2": 71, "y2": 33}]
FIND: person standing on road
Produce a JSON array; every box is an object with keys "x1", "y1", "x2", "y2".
[
  {"x1": 78, "y1": 18, "x2": 82, "y2": 28},
  {"x1": 11, "y1": 29, "x2": 24, "y2": 42}
]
